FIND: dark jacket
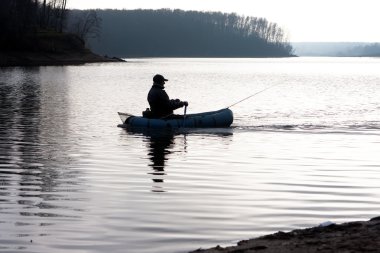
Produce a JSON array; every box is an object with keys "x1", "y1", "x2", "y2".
[{"x1": 147, "y1": 83, "x2": 184, "y2": 118}]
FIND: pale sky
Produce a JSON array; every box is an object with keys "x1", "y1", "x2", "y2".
[{"x1": 67, "y1": 0, "x2": 380, "y2": 42}]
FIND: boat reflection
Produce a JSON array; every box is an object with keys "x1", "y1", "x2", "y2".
[{"x1": 125, "y1": 127, "x2": 233, "y2": 193}]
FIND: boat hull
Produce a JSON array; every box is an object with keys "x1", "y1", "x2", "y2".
[{"x1": 118, "y1": 108, "x2": 233, "y2": 129}]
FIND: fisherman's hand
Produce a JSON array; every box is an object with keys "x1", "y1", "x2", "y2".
[{"x1": 183, "y1": 101, "x2": 188, "y2": 107}]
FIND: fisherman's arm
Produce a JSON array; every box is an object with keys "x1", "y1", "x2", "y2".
[{"x1": 169, "y1": 99, "x2": 188, "y2": 110}]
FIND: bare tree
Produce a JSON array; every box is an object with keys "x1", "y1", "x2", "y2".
[
  {"x1": 38, "y1": 0, "x2": 67, "y2": 32},
  {"x1": 56, "y1": 0, "x2": 67, "y2": 32},
  {"x1": 71, "y1": 10, "x2": 102, "y2": 42}
]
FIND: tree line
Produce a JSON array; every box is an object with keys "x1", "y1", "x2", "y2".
[
  {"x1": 1, "y1": 4, "x2": 294, "y2": 57},
  {"x1": 78, "y1": 9, "x2": 294, "y2": 57},
  {"x1": 340, "y1": 43, "x2": 380, "y2": 57},
  {"x1": 0, "y1": 0, "x2": 68, "y2": 49}
]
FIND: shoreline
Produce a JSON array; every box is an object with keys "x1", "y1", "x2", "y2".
[
  {"x1": 190, "y1": 217, "x2": 380, "y2": 253},
  {"x1": 0, "y1": 32, "x2": 125, "y2": 67},
  {"x1": 0, "y1": 51, "x2": 124, "y2": 67}
]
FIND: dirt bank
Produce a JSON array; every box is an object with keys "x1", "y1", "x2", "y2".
[
  {"x1": 0, "y1": 32, "x2": 124, "y2": 67},
  {"x1": 191, "y1": 217, "x2": 380, "y2": 253},
  {"x1": 0, "y1": 50, "x2": 124, "y2": 67}
]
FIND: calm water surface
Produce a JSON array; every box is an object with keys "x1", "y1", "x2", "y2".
[{"x1": 0, "y1": 58, "x2": 380, "y2": 253}]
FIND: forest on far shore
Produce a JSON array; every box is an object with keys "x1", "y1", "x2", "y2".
[
  {"x1": 1, "y1": 1, "x2": 294, "y2": 58},
  {"x1": 1, "y1": 0, "x2": 68, "y2": 50},
  {"x1": 292, "y1": 42, "x2": 380, "y2": 57},
  {"x1": 68, "y1": 9, "x2": 294, "y2": 58}
]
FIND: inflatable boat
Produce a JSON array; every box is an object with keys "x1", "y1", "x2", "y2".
[{"x1": 117, "y1": 108, "x2": 233, "y2": 129}]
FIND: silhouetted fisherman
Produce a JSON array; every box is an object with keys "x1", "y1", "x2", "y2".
[{"x1": 145, "y1": 74, "x2": 188, "y2": 119}]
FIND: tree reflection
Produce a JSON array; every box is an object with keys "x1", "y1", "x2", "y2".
[{"x1": 0, "y1": 67, "x2": 84, "y2": 247}]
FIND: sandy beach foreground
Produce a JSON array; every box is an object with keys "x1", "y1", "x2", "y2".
[{"x1": 191, "y1": 217, "x2": 380, "y2": 253}]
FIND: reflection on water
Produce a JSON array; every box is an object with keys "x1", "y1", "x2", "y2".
[
  {"x1": 129, "y1": 129, "x2": 176, "y2": 193},
  {"x1": 1, "y1": 59, "x2": 380, "y2": 253},
  {"x1": 0, "y1": 67, "x2": 85, "y2": 252},
  {"x1": 147, "y1": 131, "x2": 174, "y2": 192},
  {"x1": 126, "y1": 128, "x2": 233, "y2": 193}
]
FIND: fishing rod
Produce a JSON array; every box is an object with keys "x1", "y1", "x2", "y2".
[{"x1": 226, "y1": 83, "x2": 282, "y2": 108}]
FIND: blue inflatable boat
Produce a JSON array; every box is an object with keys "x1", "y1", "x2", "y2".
[{"x1": 117, "y1": 108, "x2": 233, "y2": 129}]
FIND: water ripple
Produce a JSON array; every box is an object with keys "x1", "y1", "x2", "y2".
[{"x1": 1, "y1": 59, "x2": 380, "y2": 253}]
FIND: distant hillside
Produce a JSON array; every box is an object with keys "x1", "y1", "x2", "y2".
[
  {"x1": 341, "y1": 43, "x2": 380, "y2": 57},
  {"x1": 67, "y1": 9, "x2": 294, "y2": 58},
  {"x1": 292, "y1": 42, "x2": 380, "y2": 57}
]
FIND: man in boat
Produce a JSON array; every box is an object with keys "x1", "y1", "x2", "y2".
[{"x1": 146, "y1": 74, "x2": 188, "y2": 119}]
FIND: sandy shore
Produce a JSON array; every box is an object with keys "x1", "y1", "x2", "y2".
[{"x1": 191, "y1": 217, "x2": 380, "y2": 253}]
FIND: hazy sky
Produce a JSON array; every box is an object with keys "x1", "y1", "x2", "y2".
[{"x1": 67, "y1": 0, "x2": 380, "y2": 42}]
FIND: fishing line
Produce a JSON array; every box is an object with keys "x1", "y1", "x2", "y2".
[{"x1": 226, "y1": 83, "x2": 282, "y2": 108}]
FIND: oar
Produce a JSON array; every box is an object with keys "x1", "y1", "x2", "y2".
[{"x1": 183, "y1": 105, "x2": 188, "y2": 128}]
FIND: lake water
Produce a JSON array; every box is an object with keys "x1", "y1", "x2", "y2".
[{"x1": 1, "y1": 57, "x2": 380, "y2": 253}]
